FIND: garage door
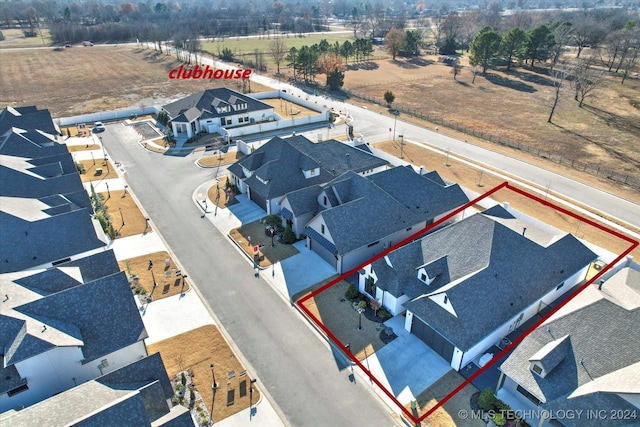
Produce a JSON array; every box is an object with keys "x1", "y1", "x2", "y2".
[
  {"x1": 248, "y1": 187, "x2": 267, "y2": 211},
  {"x1": 411, "y1": 317, "x2": 455, "y2": 364},
  {"x1": 309, "y1": 238, "x2": 338, "y2": 270}
]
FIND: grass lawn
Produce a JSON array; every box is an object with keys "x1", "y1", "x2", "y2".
[
  {"x1": 229, "y1": 220, "x2": 300, "y2": 267},
  {"x1": 147, "y1": 325, "x2": 259, "y2": 424},
  {"x1": 198, "y1": 151, "x2": 244, "y2": 167},
  {"x1": 65, "y1": 143, "x2": 101, "y2": 152},
  {"x1": 373, "y1": 140, "x2": 640, "y2": 260},
  {"x1": 0, "y1": 28, "x2": 51, "y2": 48},
  {"x1": 78, "y1": 159, "x2": 119, "y2": 182},
  {"x1": 118, "y1": 251, "x2": 189, "y2": 300},
  {"x1": 102, "y1": 189, "x2": 151, "y2": 238}
]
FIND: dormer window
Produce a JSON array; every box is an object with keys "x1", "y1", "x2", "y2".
[
  {"x1": 531, "y1": 363, "x2": 543, "y2": 377},
  {"x1": 420, "y1": 273, "x2": 427, "y2": 282}
]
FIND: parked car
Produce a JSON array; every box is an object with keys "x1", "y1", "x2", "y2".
[
  {"x1": 93, "y1": 122, "x2": 105, "y2": 132},
  {"x1": 82, "y1": 41, "x2": 93, "y2": 46}
]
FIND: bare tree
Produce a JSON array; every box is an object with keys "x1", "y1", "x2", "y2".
[
  {"x1": 619, "y1": 46, "x2": 639, "y2": 84},
  {"x1": 268, "y1": 36, "x2": 287, "y2": 75},
  {"x1": 547, "y1": 66, "x2": 568, "y2": 123},
  {"x1": 570, "y1": 55, "x2": 604, "y2": 107},
  {"x1": 550, "y1": 22, "x2": 574, "y2": 71}
]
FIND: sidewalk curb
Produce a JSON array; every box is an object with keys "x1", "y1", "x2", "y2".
[{"x1": 226, "y1": 234, "x2": 268, "y2": 271}]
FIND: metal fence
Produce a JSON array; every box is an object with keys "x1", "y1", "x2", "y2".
[{"x1": 344, "y1": 89, "x2": 640, "y2": 191}]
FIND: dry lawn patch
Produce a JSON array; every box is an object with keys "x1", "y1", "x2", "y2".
[
  {"x1": 0, "y1": 47, "x2": 274, "y2": 117},
  {"x1": 198, "y1": 151, "x2": 244, "y2": 167},
  {"x1": 147, "y1": 325, "x2": 259, "y2": 424},
  {"x1": 407, "y1": 370, "x2": 484, "y2": 427},
  {"x1": 261, "y1": 97, "x2": 321, "y2": 118},
  {"x1": 78, "y1": 159, "x2": 119, "y2": 182},
  {"x1": 118, "y1": 251, "x2": 189, "y2": 300},
  {"x1": 342, "y1": 55, "x2": 640, "y2": 187},
  {"x1": 229, "y1": 221, "x2": 300, "y2": 267},
  {"x1": 373, "y1": 140, "x2": 640, "y2": 259},
  {"x1": 102, "y1": 189, "x2": 151, "y2": 238}
]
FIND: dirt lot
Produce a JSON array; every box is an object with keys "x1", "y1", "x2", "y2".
[
  {"x1": 0, "y1": 46, "x2": 273, "y2": 117},
  {"x1": 373, "y1": 140, "x2": 639, "y2": 260},
  {"x1": 147, "y1": 325, "x2": 259, "y2": 424}
]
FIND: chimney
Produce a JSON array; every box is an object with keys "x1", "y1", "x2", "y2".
[
  {"x1": 522, "y1": 227, "x2": 527, "y2": 236},
  {"x1": 598, "y1": 279, "x2": 604, "y2": 290}
]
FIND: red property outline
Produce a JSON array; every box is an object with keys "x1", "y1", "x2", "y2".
[{"x1": 296, "y1": 181, "x2": 638, "y2": 425}]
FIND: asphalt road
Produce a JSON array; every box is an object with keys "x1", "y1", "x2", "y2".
[{"x1": 103, "y1": 124, "x2": 399, "y2": 427}]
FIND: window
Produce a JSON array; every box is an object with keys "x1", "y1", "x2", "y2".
[
  {"x1": 443, "y1": 295, "x2": 448, "y2": 304},
  {"x1": 532, "y1": 364, "x2": 543, "y2": 375},
  {"x1": 7, "y1": 384, "x2": 29, "y2": 397},
  {"x1": 406, "y1": 227, "x2": 412, "y2": 231},
  {"x1": 556, "y1": 282, "x2": 564, "y2": 291},
  {"x1": 420, "y1": 273, "x2": 427, "y2": 282},
  {"x1": 367, "y1": 241, "x2": 379, "y2": 248},
  {"x1": 321, "y1": 224, "x2": 325, "y2": 234},
  {"x1": 323, "y1": 196, "x2": 327, "y2": 206},
  {"x1": 516, "y1": 384, "x2": 541, "y2": 406},
  {"x1": 364, "y1": 276, "x2": 375, "y2": 296}
]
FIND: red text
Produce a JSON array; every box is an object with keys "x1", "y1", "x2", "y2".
[{"x1": 168, "y1": 65, "x2": 252, "y2": 80}]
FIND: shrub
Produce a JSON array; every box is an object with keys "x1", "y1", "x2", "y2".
[
  {"x1": 358, "y1": 300, "x2": 367, "y2": 309},
  {"x1": 170, "y1": 395, "x2": 179, "y2": 405},
  {"x1": 478, "y1": 388, "x2": 497, "y2": 411},
  {"x1": 377, "y1": 307, "x2": 392, "y2": 320},
  {"x1": 75, "y1": 161, "x2": 86, "y2": 174},
  {"x1": 493, "y1": 413, "x2": 506, "y2": 426},
  {"x1": 345, "y1": 283, "x2": 359, "y2": 300},
  {"x1": 281, "y1": 226, "x2": 295, "y2": 244},
  {"x1": 265, "y1": 214, "x2": 281, "y2": 227},
  {"x1": 190, "y1": 389, "x2": 196, "y2": 402},
  {"x1": 181, "y1": 373, "x2": 187, "y2": 386}
]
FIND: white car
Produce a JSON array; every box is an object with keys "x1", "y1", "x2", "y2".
[{"x1": 93, "y1": 122, "x2": 105, "y2": 132}]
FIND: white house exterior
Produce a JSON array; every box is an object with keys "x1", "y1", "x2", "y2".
[
  {"x1": 361, "y1": 205, "x2": 597, "y2": 371},
  {"x1": 498, "y1": 267, "x2": 640, "y2": 427},
  {"x1": 162, "y1": 88, "x2": 276, "y2": 140},
  {"x1": 303, "y1": 166, "x2": 469, "y2": 274}
]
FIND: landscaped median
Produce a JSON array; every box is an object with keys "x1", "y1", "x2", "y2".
[{"x1": 118, "y1": 251, "x2": 189, "y2": 301}]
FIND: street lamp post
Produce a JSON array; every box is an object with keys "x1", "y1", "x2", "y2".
[
  {"x1": 399, "y1": 135, "x2": 404, "y2": 159},
  {"x1": 357, "y1": 307, "x2": 364, "y2": 330},
  {"x1": 122, "y1": 185, "x2": 128, "y2": 197},
  {"x1": 91, "y1": 151, "x2": 95, "y2": 165},
  {"x1": 210, "y1": 364, "x2": 218, "y2": 390},
  {"x1": 105, "y1": 182, "x2": 111, "y2": 199},
  {"x1": 392, "y1": 111, "x2": 398, "y2": 141},
  {"x1": 209, "y1": 363, "x2": 217, "y2": 426},
  {"x1": 118, "y1": 207, "x2": 125, "y2": 226}
]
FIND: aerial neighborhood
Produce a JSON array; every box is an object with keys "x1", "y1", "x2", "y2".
[{"x1": 1, "y1": 1, "x2": 639, "y2": 427}]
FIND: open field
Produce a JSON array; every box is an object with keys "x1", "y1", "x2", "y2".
[
  {"x1": 0, "y1": 28, "x2": 51, "y2": 48},
  {"x1": 0, "y1": 46, "x2": 273, "y2": 117},
  {"x1": 340, "y1": 53, "x2": 640, "y2": 187},
  {"x1": 2, "y1": 43, "x2": 638, "y2": 202}
]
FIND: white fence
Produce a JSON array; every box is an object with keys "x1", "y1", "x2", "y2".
[
  {"x1": 55, "y1": 106, "x2": 159, "y2": 127},
  {"x1": 226, "y1": 113, "x2": 328, "y2": 139}
]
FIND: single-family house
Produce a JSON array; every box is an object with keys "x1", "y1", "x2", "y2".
[
  {"x1": 227, "y1": 135, "x2": 388, "y2": 214},
  {"x1": 283, "y1": 166, "x2": 469, "y2": 273},
  {"x1": 0, "y1": 107, "x2": 106, "y2": 274},
  {"x1": 497, "y1": 267, "x2": 640, "y2": 427},
  {"x1": 359, "y1": 205, "x2": 597, "y2": 371},
  {"x1": 0, "y1": 251, "x2": 149, "y2": 413},
  {"x1": 162, "y1": 87, "x2": 276, "y2": 139},
  {"x1": 0, "y1": 353, "x2": 194, "y2": 426}
]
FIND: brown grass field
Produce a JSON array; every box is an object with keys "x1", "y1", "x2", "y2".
[
  {"x1": 2, "y1": 44, "x2": 638, "y2": 201},
  {"x1": 147, "y1": 325, "x2": 259, "y2": 424},
  {"x1": 0, "y1": 46, "x2": 272, "y2": 116},
  {"x1": 338, "y1": 52, "x2": 640, "y2": 187}
]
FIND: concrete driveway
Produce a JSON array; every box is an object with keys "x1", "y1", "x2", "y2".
[{"x1": 363, "y1": 332, "x2": 452, "y2": 406}]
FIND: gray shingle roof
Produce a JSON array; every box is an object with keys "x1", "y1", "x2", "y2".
[
  {"x1": 0, "y1": 106, "x2": 58, "y2": 141},
  {"x1": 383, "y1": 207, "x2": 596, "y2": 350},
  {"x1": 282, "y1": 185, "x2": 322, "y2": 217},
  {"x1": 162, "y1": 88, "x2": 272, "y2": 121},
  {"x1": 500, "y1": 268, "x2": 640, "y2": 416},
  {"x1": 3, "y1": 271, "x2": 147, "y2": 365},
  {"x1": 368, "y1": 165, "x2": 468, "y2": 219},
  {"x1": 0, "y1": 353, "x2": 188, "y2": 426},
  {"x1": 231, "y1": 135, "x2": 388, "y2": 201}
]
